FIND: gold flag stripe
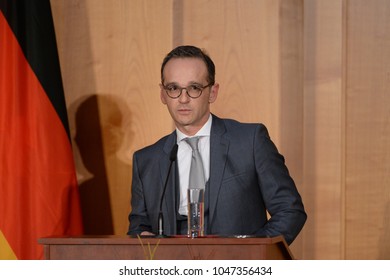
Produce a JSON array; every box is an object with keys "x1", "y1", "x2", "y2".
[{"x1": 0, "y1": 230, "x2": 17, "y2": 260}]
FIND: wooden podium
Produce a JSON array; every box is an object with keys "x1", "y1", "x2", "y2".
[{"x1": 38, "y1": 235, "x2": 294, "y2": 260}]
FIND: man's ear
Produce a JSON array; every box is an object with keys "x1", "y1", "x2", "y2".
[
  {"x1": 160, "y1": 84, "x2": 167, "y2": 105},
  {"x1": 209, "y1": 83, "x2": 219, "y2": 103}
]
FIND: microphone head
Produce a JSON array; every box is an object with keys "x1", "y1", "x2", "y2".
[{"x1": 170, "y1": 144, "x2": 178, "y2": 161}]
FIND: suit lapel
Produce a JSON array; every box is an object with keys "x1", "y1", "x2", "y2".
[
  {"x1": 159, "y1": 132, "x2": 177, "y2": 234},
  {"x1": 208, "y1": 115, "x2": 229, "y2": 225}
]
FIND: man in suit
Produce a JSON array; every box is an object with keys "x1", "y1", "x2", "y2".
[{"x1": 128, "y1": 45, "x2": 306, "y2": 245}]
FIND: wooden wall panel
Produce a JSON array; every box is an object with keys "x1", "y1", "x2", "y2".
[
  {"x1": 345, "y1": 0, "x2": 390, "y2": 259},
  {"x1": 303, "y1": 0, "x2": 344, "y2": 259},
  {"x1": 279, "y1": 0, "x2": 304, "y2": 257},
  {"x1": 174, "y1": 0, "x2": 281, "y2": 138}
]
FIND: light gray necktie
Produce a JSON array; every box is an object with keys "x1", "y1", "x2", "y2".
[{"x1": 185, "y1": 137, "x2": 206, "y2": 189}]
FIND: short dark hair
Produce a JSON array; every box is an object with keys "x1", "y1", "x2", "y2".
[{"x1": 161, "y1": 45, "x2": 215, "y2": 85}]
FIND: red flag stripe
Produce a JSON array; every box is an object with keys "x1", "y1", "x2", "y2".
[{"x1": 0, "y1": 5, "x2": 82, "y2": 259}]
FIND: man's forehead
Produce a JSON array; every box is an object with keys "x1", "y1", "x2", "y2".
[{"x1": 163, "y1": 58, "x2": 208, "y2": 81}]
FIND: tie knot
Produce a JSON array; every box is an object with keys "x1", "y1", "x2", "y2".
[{"x1": 185, "y1": 137, "x2": 200, "y2": 151}]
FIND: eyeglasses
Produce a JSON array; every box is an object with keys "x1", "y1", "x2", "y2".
[{"x1": 162, "y1": 83, "x2": 213, "y2": 99}]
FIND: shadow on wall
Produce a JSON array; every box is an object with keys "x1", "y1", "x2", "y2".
[
  {"x1": 68, "y1": 94, "x2": 133, "y2": 235},
  {"x1": 73, "y1": 95, "x2": 113, "y2": 234}
]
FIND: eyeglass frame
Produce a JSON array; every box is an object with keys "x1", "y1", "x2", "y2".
[{"x1": 161, "y1": 82, "x2": 213, "y2": 99}]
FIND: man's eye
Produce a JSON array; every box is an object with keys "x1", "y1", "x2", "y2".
[
  {"x1": 166, "y1": 85, "x2": 178, "y2": 91},
  {"x1": 190, "y1": 85, "x2": 201, "y2": 91}
]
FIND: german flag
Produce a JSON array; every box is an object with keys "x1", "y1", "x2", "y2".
[{"x1": 0, "y1": 0, "x2": 83, "y2": 259}]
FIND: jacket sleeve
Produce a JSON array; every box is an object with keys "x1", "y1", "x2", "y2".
[
  {"x1": 127, "y1": 151, "x2": 153, "y2": 236},
  {"x1": 253, "y1": 124, "x2": 307, "y2": 245}
]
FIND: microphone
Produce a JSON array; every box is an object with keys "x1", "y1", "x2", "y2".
[{"x1": 157, "y1": 144, "x2": 178, "y2": 237}]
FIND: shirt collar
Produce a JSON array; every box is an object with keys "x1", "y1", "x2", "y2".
[{"x1": 176, "y1": 114, "x2": 212, "y2": 142}]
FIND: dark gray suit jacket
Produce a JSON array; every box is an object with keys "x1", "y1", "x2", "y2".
[{"x1": 128, "y1": 114, "x2": 306, "y2": 244}]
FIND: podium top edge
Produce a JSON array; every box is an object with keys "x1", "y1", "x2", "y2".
[{"x1": 38, "y1": 235, "x2": 287, "y2": 246}]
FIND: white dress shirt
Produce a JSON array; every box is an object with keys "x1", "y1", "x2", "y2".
[{"x1": 176, "y1": 114, "x2": 212, "y2": 215}]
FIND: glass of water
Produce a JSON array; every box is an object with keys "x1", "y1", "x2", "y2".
[{"x1": 187, "y1": 188, "x2": 204, "y2": 238}]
